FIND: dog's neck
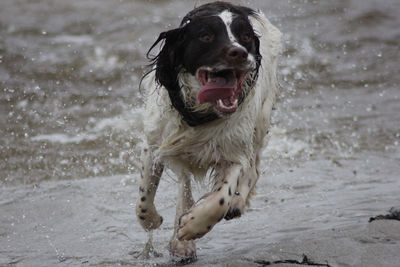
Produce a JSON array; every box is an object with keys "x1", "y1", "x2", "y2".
[{"x1": 166, "y1": 84, "x2": 220, "y2": 127}]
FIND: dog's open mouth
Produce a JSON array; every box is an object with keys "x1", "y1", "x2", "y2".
[{"x1": 197, "y1": 69, "x2": 247, "y2": 114}]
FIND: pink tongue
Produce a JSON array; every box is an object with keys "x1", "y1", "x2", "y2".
[{"x1": 198, "y1": 76, "x2": 237, "y2": 104}]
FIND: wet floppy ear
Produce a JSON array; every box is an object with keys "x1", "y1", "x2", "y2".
[
  {"x1": 249, "y1": 11, "x2": 282, "y2": 96},
  {"x1": 249, "y1": 12, "x2": 282, "y2": 60},
  {"x1": 147, "y1": 28, "x2": 186, "y2": 89},
  {"x1": 253, "y1": 33, "x2": 262, "y2": 67}
]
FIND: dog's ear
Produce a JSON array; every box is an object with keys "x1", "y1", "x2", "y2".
[{"x1": 147, "y1": 27, "x2": 186, "y2": 90}]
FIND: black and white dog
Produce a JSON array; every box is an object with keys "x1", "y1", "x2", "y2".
[{"x1": 136, "y1": 1, "x2": 281, "y2": 262}]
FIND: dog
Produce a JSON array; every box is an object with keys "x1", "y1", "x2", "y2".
[{"x1": 135, "y1": 1, "x2": 281, "y2": 262}]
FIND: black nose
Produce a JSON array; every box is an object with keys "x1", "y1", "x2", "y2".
[{"x1": 227, "y1": 46, "x2": 248, "y2": 64}]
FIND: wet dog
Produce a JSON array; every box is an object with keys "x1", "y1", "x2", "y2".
[{"x1": 136, "y1": 1, "x2": 281, "y2": 263}]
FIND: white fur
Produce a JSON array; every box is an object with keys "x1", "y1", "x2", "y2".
[{"x1": 219, "y1": 11, "x2": 235, "y2": 43}]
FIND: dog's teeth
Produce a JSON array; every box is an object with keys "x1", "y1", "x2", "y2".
[
  {"x1": 217, "y1": 98, "x2": 238, "y2": 109},
  {"x1": 217, "y1": 99, "x2": 229, "y2": 109},
  {"x1": 217, "y1": 99, "x2": 228, "y2": 109}
]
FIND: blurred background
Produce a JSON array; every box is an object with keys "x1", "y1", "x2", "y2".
[{"x1": 1, "y1": 0, "x2": 399, "y2": 265}]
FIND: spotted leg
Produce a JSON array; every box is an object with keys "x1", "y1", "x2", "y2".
[
  {"x1": 135, "y1": 146, "x2": 164, "y2": 259},
  {"x1": 169, "y1": 173, "x2": 197, "y2": 263},
  {"x1": 225, "y1": 110, "x2": 273, "y2": 219},
  {"x1": 225, "y1": 156, "x2": 260, "y2": 220},
  {"x1": 177, "y1": 163, "x2": 241, "y2": 241}
]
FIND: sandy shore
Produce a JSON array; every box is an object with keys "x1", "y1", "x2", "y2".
[{"x1": 186, "y1": 217, "x2": 400, "y2": 267}]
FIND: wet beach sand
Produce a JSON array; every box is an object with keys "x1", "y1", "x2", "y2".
[{"x1": 1, "y1": 0, "x2": 399, "y2": 266}]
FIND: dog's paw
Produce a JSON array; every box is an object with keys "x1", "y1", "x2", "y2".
[
  {"x1": 224, "y1": 193, "x2": 245, "y2": 220},
  {"x1": 169, "y1": 239, "x2": 197, "y2": 264},
  {"x1": 136, "y1": 203, "x2": 163, "y2": 231},
  {"x1": 177, "y1": 193, "x2": 228, "y2": 240},
  {"x1": 177, "y1": 212, "x2": 211, "y2": 240}
]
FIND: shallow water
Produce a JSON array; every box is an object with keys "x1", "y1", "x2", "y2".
[{"x1": 1, "y1": 0, "x2": 399, "y2": 266}]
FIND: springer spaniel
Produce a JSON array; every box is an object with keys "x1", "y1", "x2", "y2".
[{"x1": 135, "y1": 1, "x2": 281, "y2": 263}]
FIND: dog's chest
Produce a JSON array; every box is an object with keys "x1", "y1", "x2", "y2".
[{"x1": 157, "y1": 114, "x2": 255, "y2": 171}]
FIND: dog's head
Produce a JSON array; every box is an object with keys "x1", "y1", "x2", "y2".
[{"x1": 148, "y1": 2, "x2": 261, "y2": 126}]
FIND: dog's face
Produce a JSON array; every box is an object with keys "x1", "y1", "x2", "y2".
[{"x1": 149, "y1": 2, "x2": 261, "y2": 126}]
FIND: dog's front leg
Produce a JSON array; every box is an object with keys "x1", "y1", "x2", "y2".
[
  {"x1": 134, "y1": 146, "x2": 164, "y2": 259},
  {"x1": 136, "y1": 146, "x2": 164, "y2": 230},
  {"x1": 224, "y1": 164, "x2": 257, "y2": 220},
  {"x1": 177, "y1": 163, "x2": 241, "y2": 241},
  {"x1": 169, "y1": 173, "x2": 196, "y2": 263}
]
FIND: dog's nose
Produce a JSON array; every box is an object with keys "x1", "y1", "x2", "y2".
[{"x1": 227, "y1": 46, "x2": 248, "y2": 64}]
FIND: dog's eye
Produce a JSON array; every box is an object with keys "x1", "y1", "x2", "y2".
[
  {"x1": 240, "y1": 33, "x2": 253, "y2": 43},
  {"x1": 199, "y1": 33, "x2": 214, "y2": 43}
]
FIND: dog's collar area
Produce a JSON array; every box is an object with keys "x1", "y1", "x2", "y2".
[{"x1": 167, "y1": 89, "x2": 220, "y2": 127}]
